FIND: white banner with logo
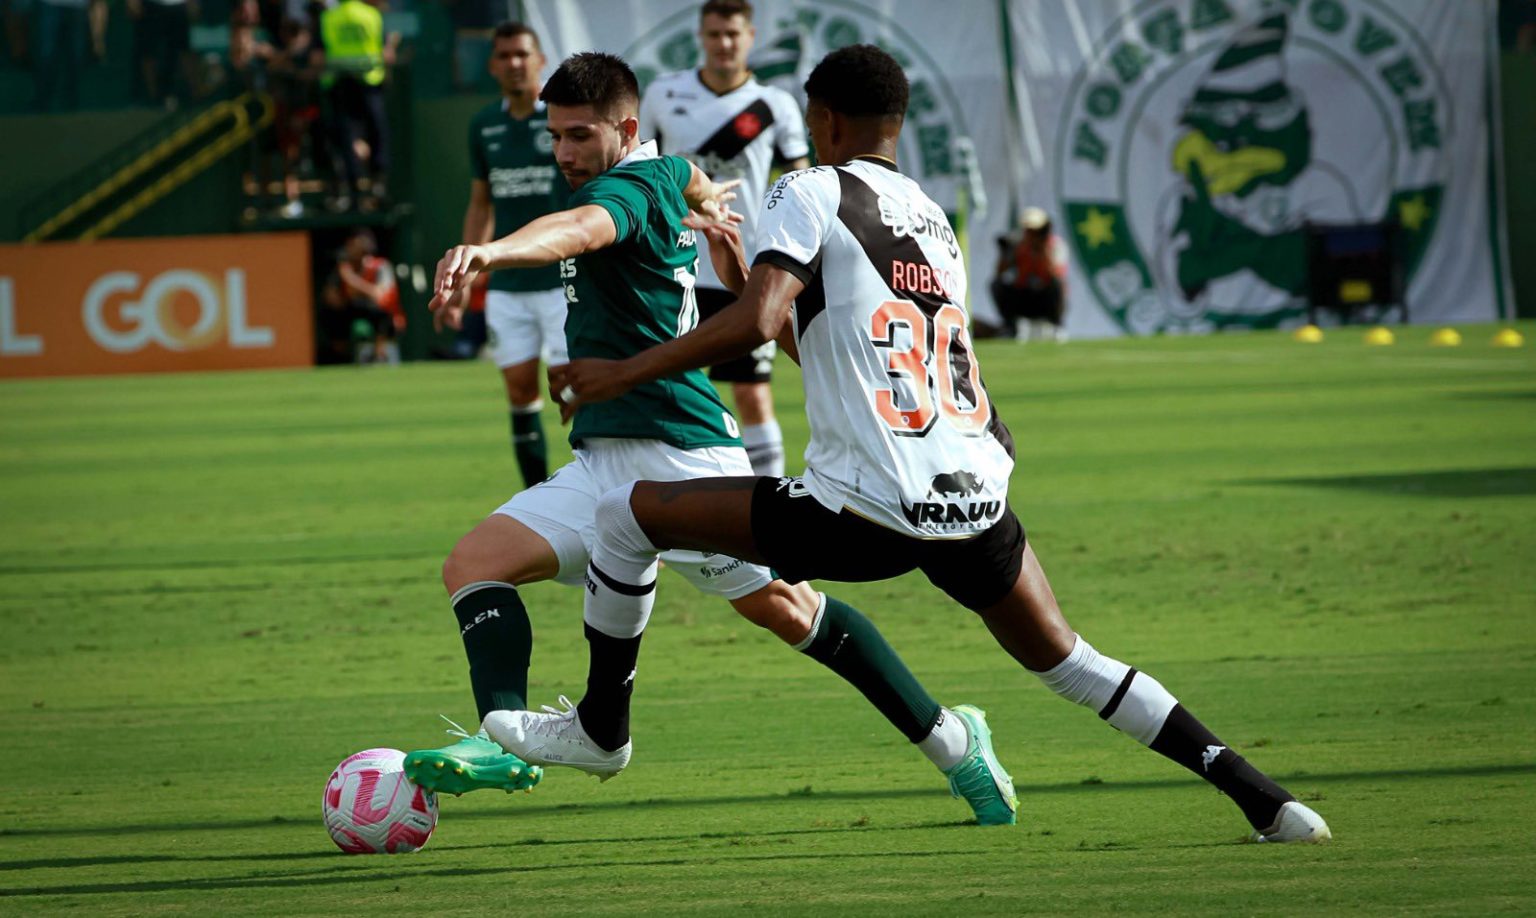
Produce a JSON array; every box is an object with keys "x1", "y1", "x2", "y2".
[
  {"x1": 1007, "y1": 0, "x2": 1512, "y2": 336},
  {"x1": 523, "y1": 0, "x2": 1018, "y2": 323}
]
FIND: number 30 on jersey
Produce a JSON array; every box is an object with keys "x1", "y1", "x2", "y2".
[{"x1": 869, "y1": 299, "x2": 990, "y2": 437}]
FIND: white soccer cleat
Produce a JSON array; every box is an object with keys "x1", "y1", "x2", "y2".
[
  {"x1": 1254, "y1": 801, "x2": 1332, "y2": 843},
  {"x1": 482, "y1": 695, "x2": 632, "y2": 782}
]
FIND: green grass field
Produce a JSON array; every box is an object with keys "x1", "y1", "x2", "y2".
[{"x1": 2, "y1": 325, "x2": 1533, "y2": 915}]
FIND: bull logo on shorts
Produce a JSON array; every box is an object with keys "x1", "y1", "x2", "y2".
[
  {"x1": 928, "y1": 470, "x2": 984, "y2": 499},
  {"x1": 905, "y1": 470, "x2": 998, "y2": 532}
]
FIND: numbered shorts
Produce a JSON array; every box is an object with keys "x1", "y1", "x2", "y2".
[
  {"x1": 485, "y1": 288, "x2": 569, "y2": 369},
  {"x1": 749, "y1": 476, "x2": 1027, "y2": 612},
  {"x1": 492, "y1": 437, "x2": 774, "y2": 599},
  {"x1": 698, "y1": 288, "x2": 776, "y2": 384}
]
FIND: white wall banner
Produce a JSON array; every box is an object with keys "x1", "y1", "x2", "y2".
[
  {"x1": 1007, "y1": 0, "x2": 1512, "y2": 336},
  {"x1": 523, "y1": 0, "x2": 1018, "y2": 323}
]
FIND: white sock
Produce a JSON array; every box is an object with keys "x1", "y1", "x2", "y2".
[
  {"x1": 584, "y1": 484, "x2": 659, "y2": 640},
  {"x1": 917, "y1": 706, "x2": 970, "y2": 771},
  {"x1": 740, "y1": 420, "x2": 785, "y2": 477},
  {"x1": 1035, "y1": 634, "x2": 1178, "y2": 745}
]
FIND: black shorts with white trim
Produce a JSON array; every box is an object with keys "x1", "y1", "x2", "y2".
[
  {"x1": 749, "y1": 476, "x2": 1026, "y2": 612},
  {"x1": 698, "y1": 287, "x2": 776, "y2": 384}
]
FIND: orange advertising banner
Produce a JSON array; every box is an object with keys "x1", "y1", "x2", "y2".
[{"x1": 0, "y1": 233, "x2": 313, "y2": 379}]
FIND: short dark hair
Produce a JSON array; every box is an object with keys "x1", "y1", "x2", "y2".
[
  {"x1": 492, "y1": 21, "x2": 541, "y2": 50},
  {"x1": 540, "y1": 52, "x2": 640, "y2": 119},
  {"x1": 804, "y1": 44, "x2": 909, "y2": 119},
  {"x1": 700, "y1": 0, "x2": 753, "y2": 22}
]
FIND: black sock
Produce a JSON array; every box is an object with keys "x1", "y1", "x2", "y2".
[
  {"x1": 575, "y1": 622, "x2": 642, "y2": 752},
  {"x1": 1149, "y1": 705, "x2": 1296, "y2": 831},
  {"x1": 800, "y1": 596, "x2": 941, "y2": 742},
  {"x1": 510, "y1": 408, "x2": 548, "y2": 487},
  {"x1": 451, "y1": 583, "x2": 532, "y2": 722}
]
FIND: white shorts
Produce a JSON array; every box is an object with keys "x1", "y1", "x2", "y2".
[
  {"x1": 485, "y1": 288, "x2": 569, "y2": 368},
  {"x1": 492, "y1": 437, "x2": 773, "y2": 599}
]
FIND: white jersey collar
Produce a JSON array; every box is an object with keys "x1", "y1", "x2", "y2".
[{"x1": 616, "y1": 139, "x2": 660, "y2": 168}]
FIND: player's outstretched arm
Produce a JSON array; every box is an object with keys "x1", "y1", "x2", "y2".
[
  {"x1": 428, "y1": 205, "x2": 617, "y2": 313},
  {"x1": 561, "y1": 264, "x2": 803, "y2": 406},
  {"x1": 681, "y1": 161, "x2": 742, "y2": 226}
]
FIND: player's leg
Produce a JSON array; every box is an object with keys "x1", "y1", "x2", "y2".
[
  {"x1": 406, "y1": 463, "x2": 596, "y2": 795},
  {"x1": 958, "y1": 526, "x2": 1329, "y2": 842},
  {"x1": 537, "y1": 475, "x2": 1014, "y2": 823},
  {"x1": 485, "y1": 290, "x2": 548, "y2": 487},
  {"x1": 732, "y1": 380, "x2": 784, "y2": 477}
]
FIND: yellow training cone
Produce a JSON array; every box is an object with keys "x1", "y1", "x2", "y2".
[
  {"x1": 1363, "y1": 326, "x2": 1395, "y2": 346},
  {"x1": 1292, "y1": 324, "x2": 1324, "y2": 343},
  {"x1": 1491, "y1": 328, "x2": 1525, "y2": 348},
  {"x1": 1429, "y1": 327, "x2": 1462, "y2": 347}
]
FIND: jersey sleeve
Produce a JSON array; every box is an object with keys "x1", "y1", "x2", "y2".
[
  {"x1": 468, "y1": 115, "x2": 488, "y2": 181},
  {"x1": 752, "y1": 168, "x2": 835, "y2": 283},
  {"x1": 573, "y1": 174, "x2": 649, "y2": 244},
  {"x1": 771, "y1": 90, "x2": 810, "y2": 163}
]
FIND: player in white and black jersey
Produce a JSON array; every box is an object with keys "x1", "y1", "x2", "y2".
[
  {"x1": 502, "y1": 44, "x2": 1332, "y2": 845},
  {"x1": 637, "y1": 0, "x2": 810, "y2": 477}
]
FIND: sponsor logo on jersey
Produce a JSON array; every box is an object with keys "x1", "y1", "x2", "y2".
[
  {"x1": 928, "y1": 470, "x2": 984, "y2": 499},
  {"x1": 676, "y1": 228, "x2": 697, "y2": 249},
  {"x1": 900, "y1": 498, "x2": 1003, "y2": 531},
  {"x1": 481, "y1": 124, "x2": 508, "y2": 137},
  {"x1": 877, "y1": 193, "x2": 960, "y2": 259},
  {"x1": 489, "y1": 164, "x2": 557, "y2": 199},
  {"x1": 698, "y1": 558, "x2": 745, "y2": 578},
  {"x1": 1056, "y1": 2, "x2": 1448, "y2": 333}
]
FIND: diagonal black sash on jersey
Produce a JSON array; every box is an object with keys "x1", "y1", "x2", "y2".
[
  {"x1": 832, "y1": 166, "x2": 1014, "y2": 455},
  {"x1": 693, "y1": 98, "x2": 777, "y2": 162}
]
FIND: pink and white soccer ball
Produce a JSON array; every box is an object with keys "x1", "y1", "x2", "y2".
[{"x1": 322, "y1": 748, "x2": 439, "y2": 854}]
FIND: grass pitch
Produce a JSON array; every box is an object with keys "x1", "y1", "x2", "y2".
[{"x1": 1, "y1": 325, "x2": 1533, "y2": 915}]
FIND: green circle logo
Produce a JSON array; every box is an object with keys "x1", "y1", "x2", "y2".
[{"x1": 1055, "y1": 0, "x2": 1451, "y2": 333}]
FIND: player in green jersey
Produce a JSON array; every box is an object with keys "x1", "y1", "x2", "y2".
[
  {"x1": 436, "y1": 22, "x2": 571, "y2": 488},
  {"x1": 404, "y1": 51, "x2": 1016, "y2": 826}
]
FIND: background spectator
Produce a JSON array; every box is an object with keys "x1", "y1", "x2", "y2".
[
  {"x1": 267, "y1": 14, "x2": 321, "y2": 217},
  {"x1": 321, "y1": 228, "x2": 401, "y2": 364},
  {"x1": 128, "y1": 0, "x2": 198, "y2": 109},
  {"x1": 315, "y1": 0, "x2": 397, "y2": 210},
  {"x1": 32, "y1": 0, "x2": 88, "y2": 111},
  {"x1": 991, "y1": 207, "x2": 1069, "y2": 343},
  {"x1": 446, "y1": 0, "x2": 502, "y2": 91}
]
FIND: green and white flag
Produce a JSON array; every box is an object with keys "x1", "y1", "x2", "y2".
[{"x1": 1008, "y1": 0, "x2": 1512, "y2": 335}]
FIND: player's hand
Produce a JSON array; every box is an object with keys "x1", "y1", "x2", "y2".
[
  {"x1": 430, "y1": 244, "x2": 490, "y2": 314},
  {"x1": 690, "y1": 178, "x2": 743, "y2": 226},
  {"x1": 684, "y1": 213, "x2": 750, "y2": 294},
  {"x1": 552, "y1": 357, "x2": 637, "y2": 419}
]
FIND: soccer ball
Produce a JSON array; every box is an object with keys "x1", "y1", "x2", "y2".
[{"x1": 322, "y1": 748, "x2": 439, "y2": 854}]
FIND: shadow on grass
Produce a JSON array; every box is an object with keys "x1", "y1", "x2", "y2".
[
  {"x1": 1237, "y1": 467, "x2": 1536, "y2": 498},
  {"x1": 2, "y1": 761, "x2": 1528, "y2": 850}
]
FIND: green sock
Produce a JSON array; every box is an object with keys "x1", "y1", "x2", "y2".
[
  {"x1": 510, "y1": 406, "x2": 548, "y2": 487},
  {"x1": 451, "y1": 582, "x2": 532, "y2": 721},
  {"x1": 798, "y1": 595, "x2": 941, "y2": 742}
]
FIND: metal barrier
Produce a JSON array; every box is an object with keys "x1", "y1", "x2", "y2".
[{"x1": 21, "y1": 92, "x2": 274, "y2": 243}]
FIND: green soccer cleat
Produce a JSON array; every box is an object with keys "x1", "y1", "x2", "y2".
[
  {"x1": 403, "y1": 720, "x2": 543, "y2": 797},
  {"x1": 944, "y1": 705, "x2": 1018, "y2": 826}
]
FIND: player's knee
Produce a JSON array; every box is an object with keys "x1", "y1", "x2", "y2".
[{"x1": 731, "y1": 581, "x2": 817, "y2": 644}]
